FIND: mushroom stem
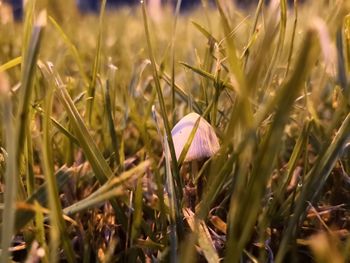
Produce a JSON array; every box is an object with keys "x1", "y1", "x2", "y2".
[{"x1": 191, "y1": 160, "x2": 199, "y2": 183}]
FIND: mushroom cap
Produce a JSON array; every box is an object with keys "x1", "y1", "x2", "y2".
[{"x1": 171, "y1": 112, "x2": 220, "y2": 162}]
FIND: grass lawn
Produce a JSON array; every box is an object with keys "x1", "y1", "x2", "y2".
[{"x1": 0, "y1": 0, "x2": 350, "y2": 262}]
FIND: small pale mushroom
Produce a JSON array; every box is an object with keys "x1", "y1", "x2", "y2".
[
  {"x1": 171, "y1": 112, "x2": 220, "y2": 210},
  {"x1": 171, "y1": 112, "x2": 220, "y2": 162}
]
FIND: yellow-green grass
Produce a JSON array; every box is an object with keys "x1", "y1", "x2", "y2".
[{"x1": 0, "y1": 0, "x2": 350, "y2": 262}]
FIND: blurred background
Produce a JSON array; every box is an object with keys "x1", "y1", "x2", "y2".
[{"x1": 2, "y1": 0, "x2": 307, "y2": 21}]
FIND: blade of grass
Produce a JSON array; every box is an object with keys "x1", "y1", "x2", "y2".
[
  {"x1": 276, "y1": 111, "x2": 350, "y2": 262},
  {"x1": 150, "y1": 106, "x2": 169, "y2": 246},
  {"x1": 86, "y1": 0, "x2": 106, "y2": 123},
  {"x1": 141, "y1": 0, "x2": 183, "y2": 237},
  {"x1": 191, "y1": 20, "x2": 219, "y2": 46},
  {"x1": 16, "y1": 6, "x2": 47, "y2": 202},
  {"x1": 130, "y1": 177, "x2": 143, "y2": 246},
  {"x1": 0, "y1": 72, "x2": 17, "y2": 263},
  {"x1": 224, "y1": 29, "x2": 318, "y2": 263},
  {"x1": 215, "y1": 0, "x2": 254, "y2": 147},
  {"x1": 34, "y1": 105, "x2": 80, "y2": 145},
  {"x1": 263, "y1": 0, "x2": 287, "y2": 87},
  {"x1": 63, "y1": 160, "x2": 150, "y2": 216},
  {"x1": 215, "y1": 0, "x2": 246, "y2": 91},
  {"x1": 48, "y1": 16, "x2": 89, "y2": 85},
  {"x1": 177, "y1": 106, "x2": 213, "y2": 167},
  {"x1": 177, "y1": 115, "x2": 201, "y2": 166},
  {"x1": 197, "y1": 145, "x2": 236, "y2": 219},
  {"x1": 34, "y1": 201, "x2": 49, "y2": 263},
  {"x1": 14, "y1": 165, "x2": 72, "y2": 231},
  {"x1": 256, "y1": 120, "x2": 311, "y2": 252},
  {"x1": 276, "y1": 121, "x2": 310, "y2": 201},
  {"x1": 344, "y1": 14, "x2": 350, "y2": 72},
  {"x1": 22, "y1": 0, "x2": 35, "y2": 60},
  {"x1": 191, "y1": 21, "x2": 217, "y2": 105},
  {"x1": 178, "y1": 233, "x2": 196, "y2": 263},
  {"x1": 25, "y1": 110, "x2": 35, "y2": 196},
  {"x1": 183, "y1": 208, "x2": 220, "y2": 263},
  {"x1": 336, "y1": 29, "x2": 348, "y2": 99},
  {"x1": 105, "y1": 63, "x2": 120, "y2": 169},
  {"x1": 170, "y1": 0, "x2": 183, "y2": 125},
  {"x1": 243, "y1": 0, "x2": 264, "y2": 69},
  {"x1": 0, "y1": 56, "x2": 22, "y2": 73},
  {"x1": 40, "y1": 32, "x2": 76, "y2": 262},
  {"x1": 40, "y1": 62, "x2": 112, "y2": 182},
  {"x1": 244, "y1": 11, "x2": 280, "y2": 103},
  {"x1": 161, "y1": 70, "x2": 203, "y2": 113},
  {"x1": 285, "y1": 0, "x2": 298, "y2": 77},
  {"x1": 164, "y1": 133, "x2": 179, "y2": 263},
  {"x1": 39, "y1": 61, "x2": 128, "y2": 229},
  {"x1": 179, "y1": 61, "x2": 234, "y2": 91}
]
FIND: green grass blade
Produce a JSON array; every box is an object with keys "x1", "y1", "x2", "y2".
[
  {"x1": 345, "y1": 14, "x2": 350, "y2": 72},
  {"x1": 177, "y1": 114, "x2": 201, "y2": 166},
  {"x1": 257, "y1": 120, "x2": 311, "y2": 243},
  {"x1": 43, "y1": 62, "x2": 112, "y2": 182},
  {"x1": 170, "y1": 0, "x2": 183, "y2": 124},
  {"x1": 41, "y1": 44, "x2": 76, "y2": 263},
  {"x1": 25, "y1": 111, "x2": 35, "y2": 196},
  {"x1": 178, "y1": 233, "x2": 197, "y2": 263},
  {"x1": 275, "y1": 121, "x2": 310, "y2": 201},
  {"x1": 34, "y1": 105, "x2": 80, "y2": 145},
  {"x1": 184, "y1": 208, "x2": 220, "y2": 263},
  {"x1": 16, "y1": 7, "x2": 47, "y2": 202},
  {"x1": 263, "y1": 0, "x2": 287, "y2": 87},
  {"x1": 0, "y1": 72, "x2": 17, "y2": 263},
  {"x1": 224, "y1": 29, "x2": 318, "y2": 263},
  {"x1": 40, "y1": 62, "x2": 128, "y2": 229},
  {"x1": 276, "y1": 111, "x2": 350, "y2": 262},
  {"x1": 105, "y1": 64, "x2": 120, "y2": 168},
  {"x1": 197, "y1": 147, "x2": 237, "y2": 219},
  {"x1": 22, "y1": 0, "x2": 35, "y2": 59},
  {"x1": 243, "y1": 0, "x2": 264, "y2": 68},
  {"x1": 161, "y1": 71, "x2": 203, "y2": 113},
  {"x1": 141, "y1": 0, "x2": 184, "y2": 237},
  {"x1": 130, "y1": 177, "x2": 143, "y2": 244},
  {"x1": 163, "y1": 134, "x2": 179, "y2": 263},
  {"x1": 215, "y1": 0, "x2": 245, "y2": 89},
  {"x1": 336, "y1": 29, "x2": 348, "y2": 98},
  {"x1": 34, "y1": 201, "x2": 49, "y2": 263},
  {"x1": 191, "y1": 20, "x2": 219, "y2": 45},
  {"x1": 63, "y1": 160, "x2": 150, "y2": 216},
  {"x1": 14, "y1": 166, "x2": 72, "y2": 231},
  {"x1": 48, "y1": 16, "x2": 89, "y2": 85},
  {"x1": 179, "y1": 61, "x2": 234, "y2": 91},
  {"x1": 191, "y1": 20, "x2": 217, "y2": 104},
  {"x1": 215, "y1": 0, "x2": 253, "y2": 141},
  {"x1": 86, "y1": 0, "x2": 106, "y2": 123},
  {"x1": 0, "y1": 56, "x2": 22, "y2": 73},
  {"x1": 285, "y1": 0, "x2": 298, "y2": 76}
]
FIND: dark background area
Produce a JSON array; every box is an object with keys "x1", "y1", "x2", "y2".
[{"x1": 5, "y1": 0, "x2": 305, "y2": 21}]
